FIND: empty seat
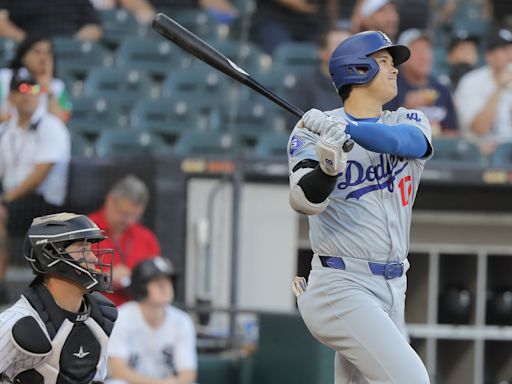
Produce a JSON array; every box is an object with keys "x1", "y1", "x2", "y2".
[
  {"x1": 68, "y1": 96, "x2": 123, "y2": 139},
  {"x1": 272, "y1": 42, "x2": 319, "y2": 71},
  {"x1": 95, "y1": 130, "x2": 169, "y2": 157},
  {"x1": 221, "y1": 102, "x2": 276, "y2": 145},
  {"x1": 431, "y1": 137, "x2": 482, "y2": 163},
  {"x1": 116, "y1": 37, "x2": 179, "y2": 78},
  {"x1": 99, "y1": 9, "x2": 145, "y2": 47},
  {"x1": 162, "y1": 66, "x2": 229, "y2": 101},
  {"x1": 130, "y1": 99, "x2": 202, "y2": 142},
  {"x1": 53, "y1": 37, "x2": 113, "y2": 80},
  {"x1": 70, "y1": 132, "x2": 94, "y2": 157},
  {"x1": 173, "y1": 131, "x2": 234, "y2": 156},
  {"x1": 84, "y1": 68, "x2": 153, "y2": 111},
  {"x1": 164, "y1": 8, "x2": 218, "y2": 39},
  {"x1": 253, "y1": 131, "x2": 289, "y2": 157}
]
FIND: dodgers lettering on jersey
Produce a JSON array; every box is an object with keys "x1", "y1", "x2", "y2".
[{"x1": 288, "y1": 107, "x2": 432, "y2": 263}]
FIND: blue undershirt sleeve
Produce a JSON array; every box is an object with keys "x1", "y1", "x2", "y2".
[{"x1": 345, "y1": 121, "x2": 430, "y2": 158}]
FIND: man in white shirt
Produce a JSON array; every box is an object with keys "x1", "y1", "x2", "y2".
[
  {"x1": 0, "y1": 67, "x2": 70, "y2": 304},
  {"x1": 107, "y1": 257, "x2": 197, "y2": 384},
  {"x1": 454, "y1": 28, "x2": 512, "y2": 153}
]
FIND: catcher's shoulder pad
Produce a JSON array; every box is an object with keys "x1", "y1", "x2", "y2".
[
  {"x1": 88, "y1": 292, "x2": 118, "y2": 336},
  {"x1": 11, "y1": 316, "x2": 52, "y2": 356}
]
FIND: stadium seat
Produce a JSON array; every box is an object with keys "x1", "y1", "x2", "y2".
[
  {"x1": 53, "y1": 37, "x2": 113, "y2": 80},
  {"x1": 173, "y1": 131, "x2": 234, "y2": 156},
  {"x1": 162, "y1": 66, "x2": 229, "y2": 100},
  {"x1": 431, "y1": 137, "x2": 483, "y2": 163},
  {"x1": 252, "y1": 66, "x2": 298, "y2": 100},
  {"x1": 95, "y1": 130, "x2": 170, "y2": 157},
  {"x1": 272, "y1": 42, "x2": 319, "y2": 72},
  {"x1": 116, "y1": 37, "x2": 179, "y2": 78},
  {"x1": 130, "y1": 99, "x2": 202, "y2": 142},
  {"x1": 490, "y1": 142, "x2": 512, "y2": 167},
  {"x1": 163, "y1": 8, "x2": 218, "y2": 39},
  {"x1": 203, "y1": 39, "x2": 264, "y2": 74},
  {"x1": 84, "y1": 68, "x2": 153, "y2": 111},
  {"x1": 99, "y1": 9, "x2": 146, "y2": 47},
  {"x1": 197, "y1": 354, "x2": 240, "y2": 384},
  {"x1": 253, "y1": 131, "x2": 289, "y2": 157},
  {"x1": 70, "y1": 132, "x2": 94, "y2": 158},
  {"x1": 0, "y1": 38, "x2": 17, "y2": 68},
  {"x1": 221, "y1": 102, "x2": 276, "y2": 146},
  {"x1": 67, "y1": 96, "x2": 123, "y2": 139}
]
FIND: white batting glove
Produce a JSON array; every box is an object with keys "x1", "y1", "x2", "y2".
[
  {"x1": 315, "y1": 124, "x2": 349, "y2": 176},
  {"x1": 300, "y1": 108, "x2": 349, "y2": 136}
]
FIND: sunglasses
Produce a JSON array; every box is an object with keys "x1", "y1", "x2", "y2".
[{"x1": 17, "y1": 83, "x2": 41, "y2": 95}]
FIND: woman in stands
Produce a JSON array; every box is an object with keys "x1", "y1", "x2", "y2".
[{"x1": 0, "y1": 34, "x2": 72, "y2": 122}]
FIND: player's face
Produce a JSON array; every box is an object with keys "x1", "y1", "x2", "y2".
[
  {"x1": 9, "y1": 85, "x2": 41, "y2": 117},
  {"x1": 65, "y1": 241, "x2": 100, "y2": 271},
  {"x1": 367, "y1": 49, "x2": 399, "y2": 103},
  {"x1": 146, "y1": 275, "x2": 174, "y2": 305}
]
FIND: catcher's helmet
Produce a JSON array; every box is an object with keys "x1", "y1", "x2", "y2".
[
  {"x1": 329, "y1": 30, "x2": 410, "y2": 93},
  {"x1": 24, "y1": 212, "x2": 113, "y2": 292},
  {"x1": 129, "y1": 257, "x2": 175, "y2": 300}
]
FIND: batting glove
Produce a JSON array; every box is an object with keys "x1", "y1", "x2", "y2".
[
  {"x1": 315, "y1": 124, "x2": 349, "y2": 176},
  {"x1": 300, "y1": 108, "x2": 349, "y2": 136}
]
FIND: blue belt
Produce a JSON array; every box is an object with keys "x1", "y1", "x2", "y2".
[{"x1": 318, "y1": 256, "x2": 404, "y2": 280}]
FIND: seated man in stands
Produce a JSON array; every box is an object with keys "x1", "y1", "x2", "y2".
[
  {"x1": 89, "y1": 175, "x2": 160, "y2": 306},
  {"x1": 385, "y1": 29, "x2": 458, "y2": 136},
  {"x1": 0, "y1": 68, "x2": 70, "y2": 304},
  {"x1": 107, "y1": 257, "x2": 197, "y2": 384}
]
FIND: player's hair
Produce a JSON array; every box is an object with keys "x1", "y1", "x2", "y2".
[
  {"x1": 108, "y1": 175, "x2": 149, "y2": 206},
  {"x1": 340, "y1": 85, "x2": 353, "y2": 103}
]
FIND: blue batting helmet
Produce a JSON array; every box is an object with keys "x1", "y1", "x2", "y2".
[{"x1": 329, "y1": 31, "x2": 410, "y2": 92}]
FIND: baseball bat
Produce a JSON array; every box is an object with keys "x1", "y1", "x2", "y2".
[{"x1": 151, "y1": 13, "x2": 354, "y2": 152}]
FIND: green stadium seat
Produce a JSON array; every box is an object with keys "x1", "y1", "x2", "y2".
[
  {"x1": 197, "y1": 354, "x2": 239, "y2": 384},
  {"x1": 99, "y1": 9, "x2": 145, "y2": 47},
  {"x1": 130, "y1": 99, "x2": 201, "y2": 143},
  {"x1": 203, "y1": 39, "x2": 264, "y2": 74},
  {"x1": 70, "y1": 132, "x2": 94, "y2": 157},
  {"x1": 173, "y1": 131, "x2": 234, "y2": 156},
  {"x1": 68, "y1": 96, "x2": 123, "y2": 140},
  {"x1": 252, "y1": 66, "x2": 299, "y2": 100},
  {"x1": 221, "y1": 102, "x2": 276, "y2": 146},
  {"x1": 162, "y1": 66, "x2": 229, "y2": 101},
  {"x1": 490, "y1": 142, "x2": 512, "y2": 167},
  {"x1": 249, "y1": 312, "x2": 334, "y2": 384},
  {"x1": 53, "y1": 37, "x2": 113, "y2": 80},
  {"x1": 95, "y1": 130, "x2": 169, "y2": 157},
  {"x1": 431, "y1": 137, "x2": 483, "y2": 163},
  {"x1": 253, "y1": 131, "x2": 289, "y2": 157},
  {"x1": 161, "y1": 8, "x2": 218, "y2": 39},
  {"x1": 116, "y1": 37, "x2": 179, "y2": 78},
  {"x1": 84, "y1": 68, "x2": 153, "y2": 111},
  {"x1": 273, "y1": 42, "x2": 319, "y2": 72}
]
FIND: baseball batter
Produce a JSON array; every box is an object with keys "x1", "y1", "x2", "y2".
[{"x1": 288, "y1": 31, "x2": 433, "y2": 384}]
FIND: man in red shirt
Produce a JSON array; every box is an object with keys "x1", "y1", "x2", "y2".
[{"x1": 89, "y1": 174, "x2": 160, "y2": 306}]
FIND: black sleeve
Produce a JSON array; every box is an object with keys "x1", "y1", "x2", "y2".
[
  {"x1": 294, "y1": 160, "x2": 338, "y2": 203},
  {"x1": 77, "y1": 0, "x2": 101, "y2": 26}
]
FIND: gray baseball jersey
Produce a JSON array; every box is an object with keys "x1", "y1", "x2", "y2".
[
  {"x1": 288, "y1": 107, "x2": 433, "y2": 384},
  {"x1": 288, "y1": 107, "x2": 432, "y2": 263}
]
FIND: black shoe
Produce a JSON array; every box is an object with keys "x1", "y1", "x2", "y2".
[{"x1": 0, "y1": 283, "x2": 9, "y2": 305}]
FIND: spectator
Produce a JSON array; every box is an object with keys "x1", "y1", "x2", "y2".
[
  {"x1": 454, "y1": 28, "x2": 512, "y2": 152},
  {"x1": 385, "y1": 29, "x2": 459, "y2": 136},
  {"x1": 0, "y1": 35, "x2": 72, "y2": 123},
  {"x1": 0, "y1": 0, "x2": 102, "y2": 42},
  {"x1": 88, "y1": 175, "x2": 160, "y2": 307},
  {"x1": 0, "y1": 68, "x2": 70, "y2": 304},
  {"x1": 445, "y1": 31, "x2": 479, "y2": 89},
  {"x1": 253, "y1": 0, "x2": 340, "y2": 54},
  {"x1": 352, "y1": 0, "x2": 400, "y2": 42},
  {"x1": 286, "y1": 28, "x2": 351, "y2": 128},
  {"x1": 490, "y1": 0, "x2": 512, "y2": 30},
  {"x1": 107, "y1": 257, "x2": 197, "y2": 384}
]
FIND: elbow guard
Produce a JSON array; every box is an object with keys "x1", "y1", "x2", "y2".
[
  {"x1": 289, "y1": 183, "x2": 329, "y2": 215},
  {"x1": 289, "y1": 164, "x2": 330, "y2": 215}
]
